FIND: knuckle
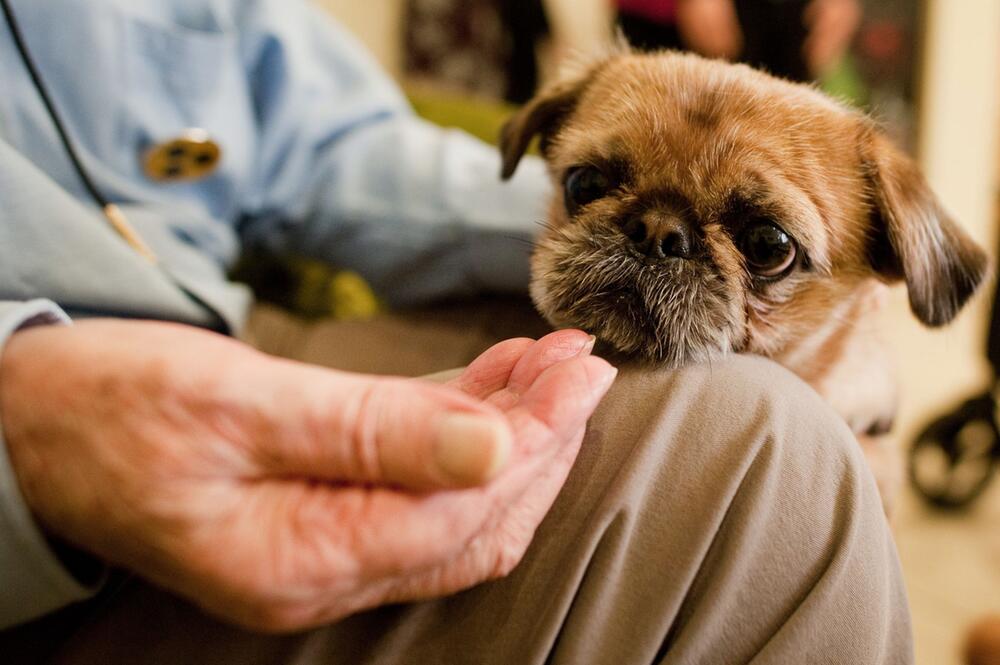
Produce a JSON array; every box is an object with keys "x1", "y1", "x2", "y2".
[
  {"x1": 499, "y1": 551, "x2": 526, "y2": 578},
  {"x1": 352, "y1": 381, "x2": 388, "y2": 481},
  {"x1": 353, "y1": 379, "x2": 413, "y2": 482},
  {"x1": 491, "y1": 539, "x2": 530, "y2": 580}
]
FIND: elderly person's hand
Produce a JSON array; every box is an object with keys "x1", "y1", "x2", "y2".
[{"x1": 0, "y1": 321, "x2": 615, "y2": 631}]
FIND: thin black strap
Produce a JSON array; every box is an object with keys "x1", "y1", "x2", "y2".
[{"x1": 0, "y1": 0, "x2": 110, "y2": 208}]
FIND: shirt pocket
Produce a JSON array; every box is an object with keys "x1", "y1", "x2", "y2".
[{"x1": 122, "y1": 12, "x2": 232, "y2": 104}]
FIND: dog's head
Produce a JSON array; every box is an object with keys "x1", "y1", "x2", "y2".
[{"x1": 501, "y1": 51, "x2": 989, "y2": 365}]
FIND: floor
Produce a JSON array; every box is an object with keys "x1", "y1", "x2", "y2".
[
  {"x1": 883, "y1": 285, "x2": 1000, "y2": 665},
  {"x1": 896, "y1": 483, "x2": 1000, "y2": 665}
]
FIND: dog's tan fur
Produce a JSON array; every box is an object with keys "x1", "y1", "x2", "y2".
[{"x1": 500, "y1": 50, "x2": 989, "y2": 511}]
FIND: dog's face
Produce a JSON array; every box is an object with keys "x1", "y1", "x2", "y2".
[{"x1": 500, "y1": 52, "x2": 988, "y2": 365}]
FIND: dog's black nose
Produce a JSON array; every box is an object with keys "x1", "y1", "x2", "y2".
[{"x1": 621, "y1": 215, "x2": 693, "y2": 259}]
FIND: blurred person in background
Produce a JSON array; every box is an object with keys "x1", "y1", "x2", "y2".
[{"x1": 616, "y1": 0, "x2": 862, "y2": 81}]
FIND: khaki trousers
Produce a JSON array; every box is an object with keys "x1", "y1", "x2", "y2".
[{"x1": 1, "y1": 302, "x2": 914, "y2": 664}]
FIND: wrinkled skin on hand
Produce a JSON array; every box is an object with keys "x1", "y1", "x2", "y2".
[{"x1": 0, "y1": 321, "x2": 615, "y2": 631}]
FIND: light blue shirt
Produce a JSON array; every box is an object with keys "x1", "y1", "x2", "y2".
[{"x1": 0, "y1": 0, "x2": 550, "y2": 626}]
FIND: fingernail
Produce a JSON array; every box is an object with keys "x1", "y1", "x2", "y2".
[
  {"x1": 579, "y1": 335, "x2": 597, "y2": 356},
  {"x1": 594, "y1": 366, "x2": 618, "y2": 396},
  {"x1": 434, "y1": 414, "x2": 512, "y2": 485}
]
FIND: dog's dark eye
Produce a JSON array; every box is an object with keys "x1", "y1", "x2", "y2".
[
  {"x1": 741, "y1": 222, "x2": 797, "y2": 278},
  {"x1": 564, "y1": 166, "x2": 612, "y2": 213}
]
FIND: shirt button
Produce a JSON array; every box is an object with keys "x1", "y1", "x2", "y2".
[{"x1": 142, "y1": 129, "x2": 222, "y2": 182}]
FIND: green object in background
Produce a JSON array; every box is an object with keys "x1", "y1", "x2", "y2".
[
  {"x1": 234, "y1": 87, "x2": 518, "y2": 321},
  {"x1": 819, "y1": 55, "x2": 869, "y2": 109},
  {"x1": 407, "y1": 85, "x2": 518, "y2": 147},
  {"x1": 231, "y1": 252, "x2": 383, "y2": 320},
  {"x1": 295, "y1": 263, "x2": 382, "y2": 320}
]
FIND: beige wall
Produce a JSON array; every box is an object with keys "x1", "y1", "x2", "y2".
[
  {"x1": 542, "y1": 0, "x2": 614, "y2": 56},
  {"x1": 312, "y1": 0, "x2": 405, "y2": 78}
]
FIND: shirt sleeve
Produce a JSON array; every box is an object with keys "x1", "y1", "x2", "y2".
[
  {"x1": 0, "y1": 300, "x2": 105, "y2": 628},
  {"x1": 235, "y1": 0, "x2": 552, "y2": 307}
]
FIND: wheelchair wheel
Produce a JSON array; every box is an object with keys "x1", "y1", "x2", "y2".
[{"x1": 909, "y1": 393, "x2": 1000, "y2": 510}]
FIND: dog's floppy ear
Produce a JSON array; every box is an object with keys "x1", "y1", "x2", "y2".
[
  {"x1": 864, "y1": 129, "x2": 989, "y2": 326},
  {"x1": 499, "y1": 73, "x2": 593, "y2": 180}
]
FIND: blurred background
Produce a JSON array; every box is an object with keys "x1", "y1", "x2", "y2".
[{"x1": 310, "y1": 1, "x2": 999, "y2": 663}]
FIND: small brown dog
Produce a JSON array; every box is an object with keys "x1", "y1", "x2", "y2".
[{"x1": 499, "y1": 49, "x2": 989, "y2": 511}]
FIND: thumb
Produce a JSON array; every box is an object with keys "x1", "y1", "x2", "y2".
[{"x1": 253, "y1": 368, "x2": 514, "y2": 490}]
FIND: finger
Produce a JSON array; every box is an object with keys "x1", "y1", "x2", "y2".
[
  {"x1": 507, "y1": 354, "x2": 617, "y2": 456},
  {"x1": 449, "y1": 337, "x2": 535, "y2": 398},
  {"x1": 504, "y1": 330, "x2": 595, "y2": 395},
  {"x1": 452, "y1": 331, "x2": 594, "y2": 401},
  {"x1": 281, "y1": 424, "x2": 574, "y2": 593},
  {"x1": 299, "y1": 418, "x2": 590, "y2": 607},
  {"x1": 251, "y1": 367, "x2": 516, "y2": 490},
  {"x1": 351, "y1": 348, "x2": 607, "y2": 492},
  {"x1": 352, "y1": 356, "x2": 613, "y2": 574},
  {"x1": 385, "y1": 428, "x2": 590, "y2": 606}
]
